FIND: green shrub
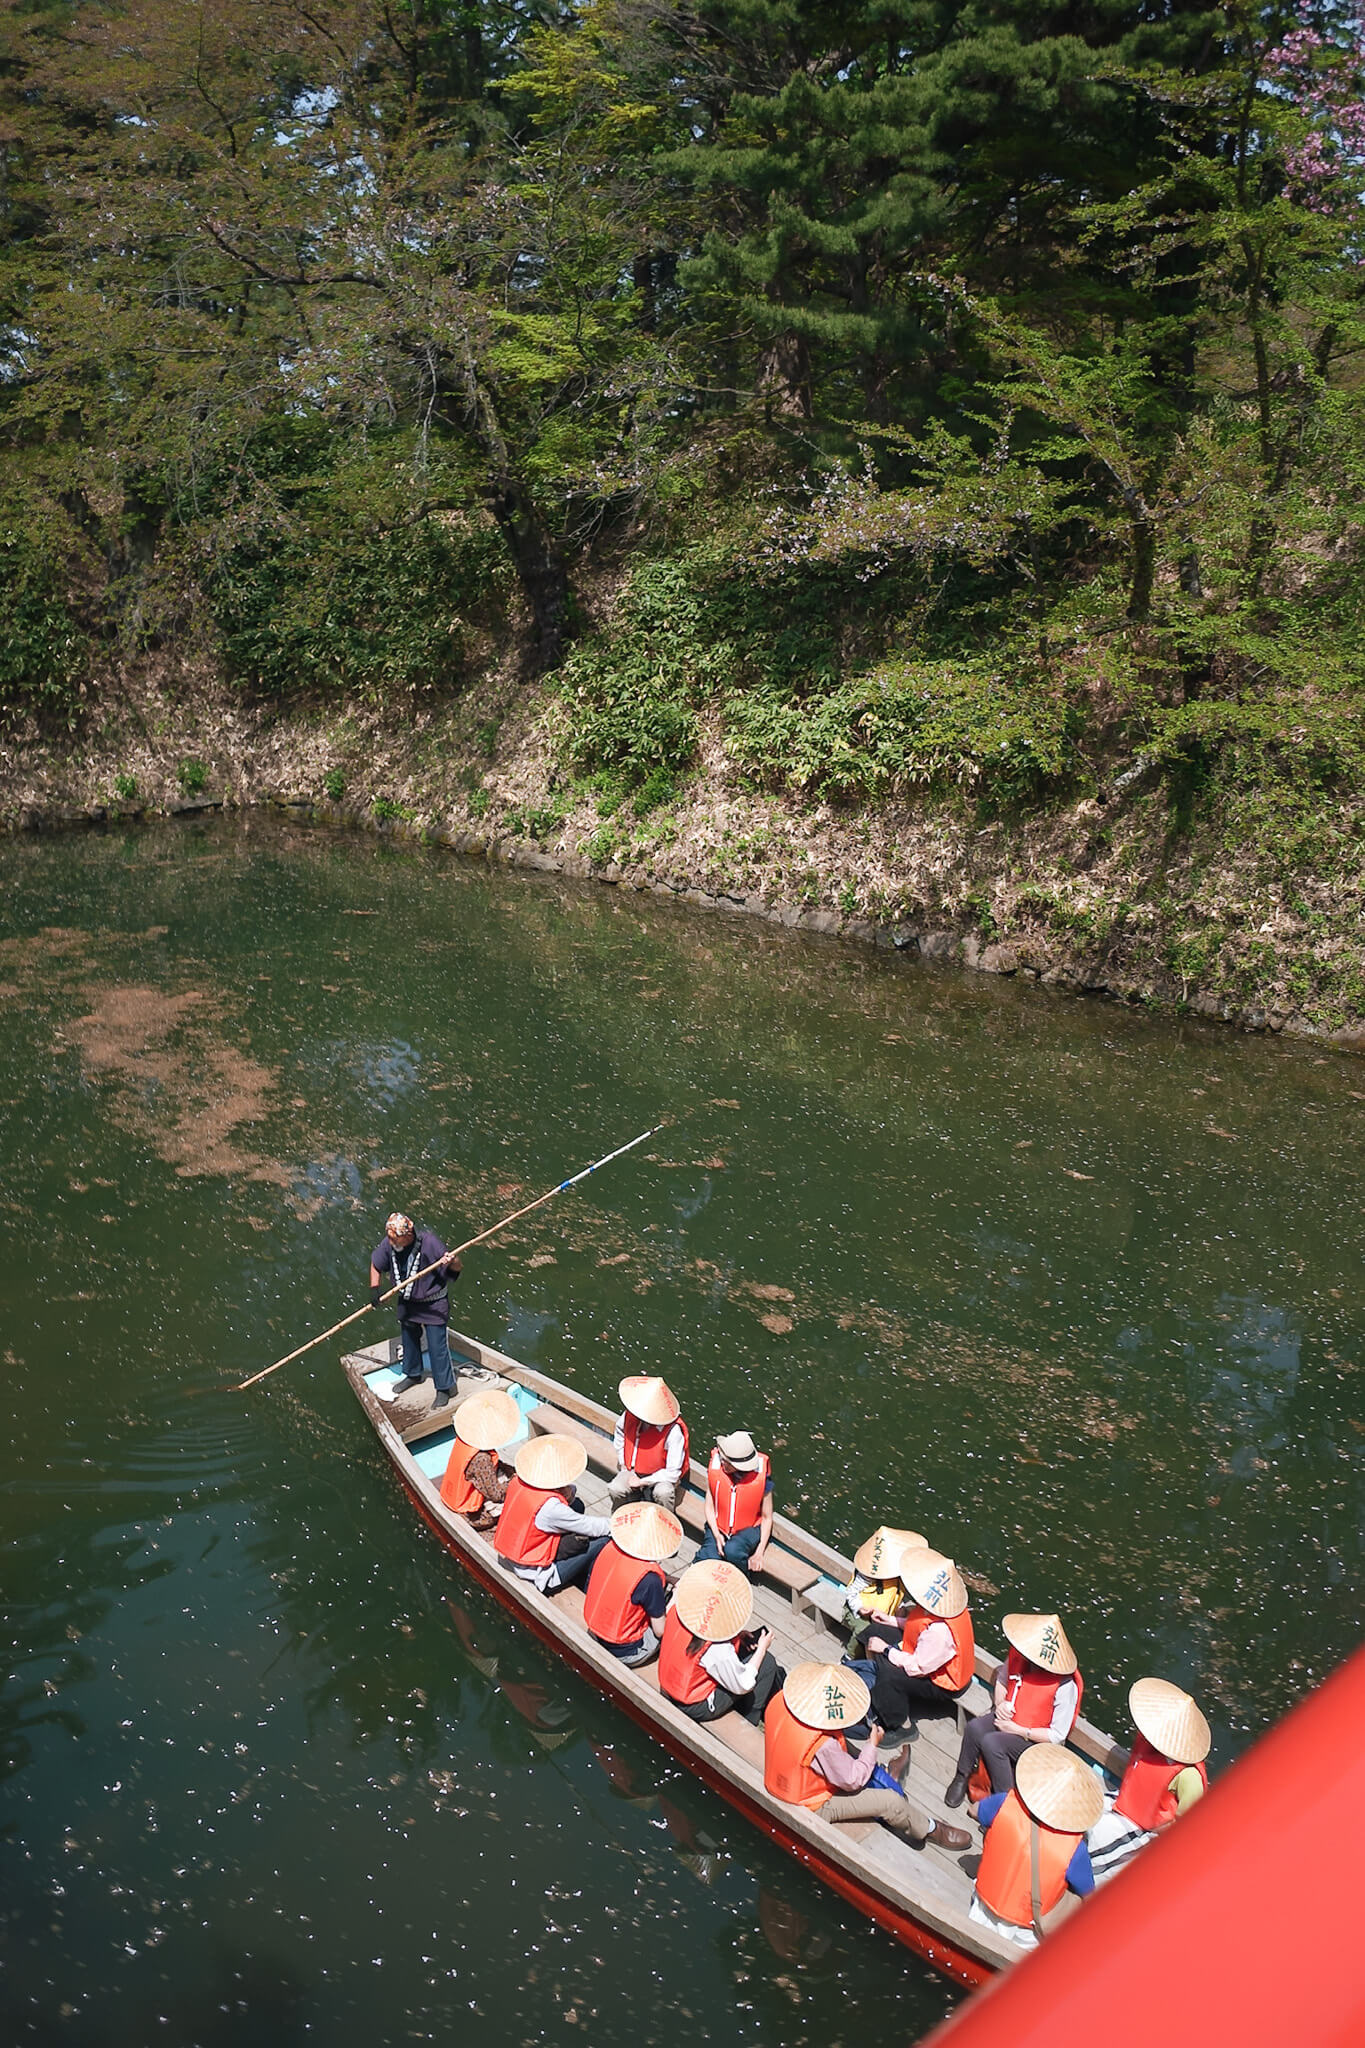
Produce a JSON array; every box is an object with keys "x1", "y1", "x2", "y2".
[
  {"x1": 0, "y1": 526, "x2": 88, "y2": 731},
  {"x1": 211, "y1": 511, "x2": 507, "y2": 700},
  {"x1": 503, "y1": 798, "x2": 566, "y2": 841},
  {"x1": 322, "y1": 768, "x2": 345, "y2": 801},
  {"x1": 113, "y1": 773, "x2": 138, "y2": 801},
  {"x1": 372, "y1": 796, "x2": 410, "y2": 822},
  {"x1": 177, "y1": 758, "x2": 208, "y2": 795},
  {"x1": 581, "y1": 822, "x2": 619, "y2": 864},
  {"x1": 557, "y1": 555, "x2": 735, "y2": 787},
  {"x1": 630, "y1": 764, "x2": 678, "y2": 816},
  {"x1": 724, "y1": 652, "x2": 1083, "y2": 805}
]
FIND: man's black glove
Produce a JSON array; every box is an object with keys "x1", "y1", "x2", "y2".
[{"x1": 370, "y1": 1285, "x2": 382, "y2": 1308}]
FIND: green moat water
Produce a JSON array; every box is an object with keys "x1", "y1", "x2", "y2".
[{"x1": 1, "y1": 816, "x2": 1361, "y2": 2045}]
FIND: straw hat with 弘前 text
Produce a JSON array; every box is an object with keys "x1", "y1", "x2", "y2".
[
  {"x1": 1002, "y1": 1612, "x2": 1077, "y2": 1676},
  {"x1": 782, "y1": 1661, "x2": 872, "y2": 1731},
  {"x1": 1129, "y1": 1678, "x2": 1212, "y2": 1765},
  {"x1": 898, "y1": 1547, "x2": 969, "y2": 1619}
]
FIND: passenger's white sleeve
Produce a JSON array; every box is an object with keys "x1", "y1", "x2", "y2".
[
  {"x1": 662, "y1": 1421, "x2": 687, "y2": 1482},
  {"x1": 612, "y1": 1413, "x2": 626, "y2": 1463},
  {"x1": 700, "y1": 1638, "x2": 758, "y2": 1694},
  {"x1": 1046, "y1": 1677, "x2": 1079, "y2": 1739}
]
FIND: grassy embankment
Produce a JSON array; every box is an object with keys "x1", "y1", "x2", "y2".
[{"x1": 4, "y1": 491, "x2": 1362, "y2": 1045}]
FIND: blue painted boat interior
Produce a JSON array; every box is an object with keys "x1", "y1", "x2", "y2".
[{"x1": 361, "y1": 1367, "x2": 538, "y2": 1477}]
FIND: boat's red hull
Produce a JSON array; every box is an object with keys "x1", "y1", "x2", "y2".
[{"x1": 398, "y1": 1459, "x2": 993, "y2": 1990}]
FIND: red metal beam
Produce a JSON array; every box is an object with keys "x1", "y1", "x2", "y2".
[{"x1": 924, "y1": 1641, "x2": 1365, "y2": 2046}]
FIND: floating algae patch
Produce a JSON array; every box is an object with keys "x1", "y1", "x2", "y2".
[
  {"x1": 60, "y1": 983, "x2": 287, "y2": 1183},
  {"x1": 0, "y1": 923, "x2": 290, "y2": 1187}
]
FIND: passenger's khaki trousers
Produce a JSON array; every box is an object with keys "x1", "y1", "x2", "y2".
[{"x1": 823, "y1": 1786, "x2": 931, "y2": 1838}]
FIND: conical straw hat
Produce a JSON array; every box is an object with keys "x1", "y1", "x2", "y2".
[
  {"x1": 610, "y1": 1501, "x2": 683, "y2": 1563},
  {"x1": 1016, "y1": 1744, "x2": 1104, "y2": 1832},
  {"x1": 452, "y1": 1390, "x2": 522, "y2": 1452},
  {"x1": 514, "y1": 1433, "x2": 587, "y2": 1489},
  {"x1": 782, "y1": 1661, "x2": 872, "y2": 1731},
  {"x1": 673, "y1": 1560, "x2": 752, "y2": 1641},
  {"x1": 853, "y1": 1526, "x2": 924, "y2": 1579},
  {"x1": 1002, "y1": 1612, "x2": 1077, "y2": 1676},
  {"x1": 1129, "y1": 1677, "x2": 1212, "y2": 1765},
  {"x1": 618, "y1": 1374, "x2": 681, "y2": 1426},
  {"x1": 898, "y1": 1547, "x2": 969, "y2": 1619}
]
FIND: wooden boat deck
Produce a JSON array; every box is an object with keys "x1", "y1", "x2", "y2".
[{"x1": 344, "y1": 1324, "x2": 1128, "y2": 1988}]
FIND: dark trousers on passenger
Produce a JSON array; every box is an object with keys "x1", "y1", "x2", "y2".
[
  {"x1": 870, "y1": 1664, "x2": 967, "y2": 1733},
  {"x1": 398, "y1": 1320, "x2": 455, "y2": 1393},
  {"x1": 863, "y1": 1620, "x2": 967, "y2": 1731},
  {"x1": 694, "y1": 1524, "x2": 762, "y2": 1573},
  {"x1": 677, "y1": 1653, "x2": 784, "y2": 1727},
  {"x1": 548, "y1": 1536, "x2": 611, "y2": 1592},
  {"x1": 954, "y1": 1713, "x2": 1030, "y2": 1794}
]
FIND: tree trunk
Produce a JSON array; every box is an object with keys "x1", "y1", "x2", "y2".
[
  {"x1": 755, "y1": 332, "x2": 811, "y2": 420},
  {"x1": 1127, "y1": 517, "x2": 1157, "y2": 622},
  {"x1": 633, "y1": 251, "x2": 656, "y2": 332},
  {"x1": 490, "y1": 480, "x2": 570, "y2": 675},
  {"x1": 450, "y1": 343, "x2": 572, "y2": 673}
]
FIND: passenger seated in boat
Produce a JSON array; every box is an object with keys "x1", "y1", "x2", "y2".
[
  {"x1": 695, "y1": 1431, "x2": 774, "y2": 1575},
  {"x1": 843, "y1": 1527, "x2": 922, "y2": 1648},
  {"x1": 864, "y1": 1549, "x2": 976, "y2": 1733},
  {"x1": 658, "y1": 1561, "x2": 783, "y2": 1726},
  {"x1": 969, "y1": 1742, "x2": 1102, "y2": 1949},
  {"x1": 439, "y1": 1391, "x2": 521, "y2": 1531},
  {"x1": 608, "y1": 1376, "x2": 689, "y2": 1512},
  {"x1": 1089, "y1": 1677, "x2": 1210, "y2": 1885},
  {"x1": 764, "y1": 1662, "x2": 971, "y2": 1852},
  {"x1": 493, "y1": 1434, "x2": 611, "y2": 1593},
  {"x1": 583, "y1": 1502, "x2": 682, "y2": 1668},
  {"x1": 946, "y1": 1612, "x2": 1082, "y2": 1808}
]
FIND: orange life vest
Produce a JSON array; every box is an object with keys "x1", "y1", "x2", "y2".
[
  {"x1": 1002, "y1": 1648, "x2": 1084, "y2": 1733},
  {"x1": 583, "y1": 1541, "x2": 659, "y2": 1648},
  {"x1": 901, "y1": 1605, "x2": 976, "y2": 1692},
  {"x1": 621, "y1": 1413, "x2": 689, "y2": 1478},
  {"x1": 707, "y1": 1450, "x2": 770, "y2": 1535},
  {"x1": 492, "y1": 1478, "x2": 561, "y2": 1569},
  {"x1": 975, "y1": 1788, "x2": 1080, "y2": 1928},
  {"x1": 658, "y1": 1607, "x2": 716, "y2": 1706},
  {"x1": 1114, "y1": 1734, "x2": 1208, "y2": 1832},
  {"x1": 763, "y1": 1693, "x2": 837, "y2": 1809},
  {"x1": 439, "y1": 1435, "x2": 484, "y2": 1516}
]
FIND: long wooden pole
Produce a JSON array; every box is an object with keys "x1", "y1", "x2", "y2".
[{"x1": 234, "y1": 1124, "x2": 663, "y2": 1392}]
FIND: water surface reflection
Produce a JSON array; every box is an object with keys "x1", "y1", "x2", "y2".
[{"x1": 0, "y1": 817, "x2": 1360, "y2": 2044}]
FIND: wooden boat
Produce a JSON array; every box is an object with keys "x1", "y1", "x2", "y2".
[{"x1": 343, "y1": 1325, "x2": 1128, "y2": 1989}]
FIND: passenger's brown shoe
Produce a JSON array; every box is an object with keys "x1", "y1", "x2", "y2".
[{"x1": 925, "y1": 1819, "x2": 972, "y2": 1852}]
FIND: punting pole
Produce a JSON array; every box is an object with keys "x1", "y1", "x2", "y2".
[{"x1": 234, "y1": 1124, "x2": 664, "y2": 1392}]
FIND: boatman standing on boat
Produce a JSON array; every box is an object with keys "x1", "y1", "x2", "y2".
[{"x1": 370, "y1": 1211, "x2": 461, "y2": 1409}]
